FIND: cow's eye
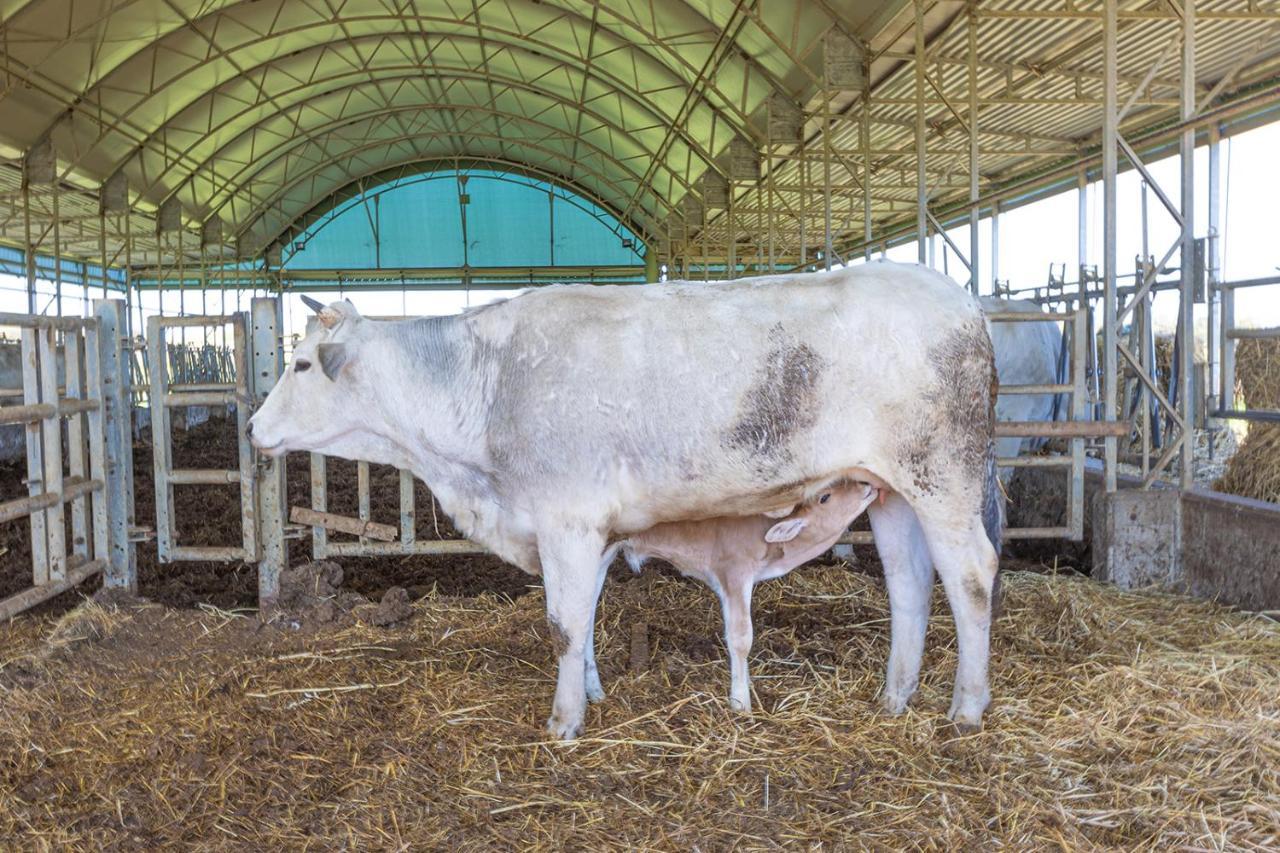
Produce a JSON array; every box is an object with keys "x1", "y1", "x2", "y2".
[
  {"x1": 819, "y1": 493, "x2": 830, "y2": 504},
  {"x1": 295, "y1": 359, "x2": 311, "y2": 373}
]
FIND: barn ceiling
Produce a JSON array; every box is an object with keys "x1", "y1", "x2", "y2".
[{"x1": 1, "y1": 0, "x2": 1279, "y2": 267}]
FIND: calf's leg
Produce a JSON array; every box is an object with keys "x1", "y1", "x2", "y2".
[
  {"x1": 716, "y1": 575, "x2": 756, "y2": 713},
  {"x1": 539, "y1": 526, "x2": 608, "y2": 740},
  {"x1": 868, "y1": 492, "x2": 936, "y2": 715}
]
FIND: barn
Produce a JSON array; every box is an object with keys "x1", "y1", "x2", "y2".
[{"x1": 1, "y1": 0, "x2": 1278, "y2": 846}]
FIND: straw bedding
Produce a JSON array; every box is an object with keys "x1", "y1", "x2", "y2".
[{"x1": 2, "y1": 564, "x2": 1278, "y2": 849}]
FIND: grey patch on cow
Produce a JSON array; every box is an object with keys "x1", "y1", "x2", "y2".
[
  {"x1": 962, "y1": 573, "x2": 990, "y2": 614},
  {"x1": 926, "y1": 317, "x2": 996, "y2": 476},
  {"x1": 724, "y1": 324, "x2": 825, "y2": 471},
  {"x1": 895, "y1": 316, "x2": 997, "y2": 494},
  {"x1": 317, "y1": 343, "x2": 350, "y2": 381},
  {"x1": 990, "y1": 570, "x2": 1003, "y2": 622},
  {"x1": 547, "y1": 616, "x2": 572, "y2": 658}
]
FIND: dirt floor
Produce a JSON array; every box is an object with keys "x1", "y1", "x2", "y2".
[{"x1": 1, "y1": 563, "x2": 1277, "y2": 848}]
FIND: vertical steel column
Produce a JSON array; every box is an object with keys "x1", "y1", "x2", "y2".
[
  {"x1": 51, "y1": 179, "x2": 61, "y2": 317},
  {"x1": 1102, "y1": 0, "x2": 1119, "y2": 492},
  {"x1": 233, "y1": 317, "x2": 257, "y2": 559},
  {"x1": 1070, "y1": 308, "x2": 1088, "y2": 539},
  {"x1": 64, "y1": 329, "x2": 89, "y2": 562},
  {"x1": 727, "y1": 189, "x2": 737, "y2": 279},
  {"x1": 862, "y1": 88, "x2": 872, "y2": 263},
  {"x1": 400, "y1": 469, "x2": 415, "y2": 548},
  {"x1": 83, "y1": 318, "x2": 109, "y2": 577},
  {"x1": 967, "y1": 8, "x2": 980, "y2": 293},
  {"x1": 147, "y1": 317, "x2": 176, "y2": 559},
  {"x1": 991, "y1": 202, "x2": 1000, "y2": 291},
  {"x1": 20, "y1": 328, "x2": 48, "y2": 583},
  {"x1": 823, "y1": 92, "x2": 833, "y2": 270},
  {"x1": 94, "y1": 299, "x2": 136, "y2": 590},
  {"x1": 1177, "y1": 0, "x2": 1196, "y2": 488},
  {"x1": 1207, "y1": 128, "x2": 1222, "y2": 411},
  {"x1": 39, "y1": 326, "x2": 66, "y2": 580},
  {"x1": 1077, "y1": 170, "x2": 1088, "y2": 289},
  {"x1": 357, "y1": 461, "x2": 372, "y2": 544},
  {"x1": 798, "y1": 133, "x2": 807, "y2": 269},
  {"x1": 915, "y1": 0, "x2": 927, "y2": 264},
  {"x1": 310, "y1": 452, "x2": 328, "y2": 556},
  {"x1": 22, "y1": 183, "x2": 35, "y2": 314},
  {"x1": 251, "y1": 297, "x2": 286, "y2": 609}
]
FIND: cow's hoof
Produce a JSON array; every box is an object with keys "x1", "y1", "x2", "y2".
[
  {"x1": 881, "y1": 693, "x2": 912, "y2": 716},
  {"x1": 946, "y1": 694, "x2": 988, "y2": 733},
  {"x1": 585, "y1": 681, "x2": 606, "y2": 704},
  {"x1": 728, "y1": 696, "x2": 752, "y2": 715},
  {"x1": 546, "y1": 713, "x2": 583, "y2": 741}
]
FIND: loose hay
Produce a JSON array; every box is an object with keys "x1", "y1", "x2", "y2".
[
  {"x1": 1, "y1": 567, "x2": 1278, "y2": 848},
  {"x1": 1215, "y1": 338, "x2": 1280, "y2": 503},
  {"x1": 1215, "y1": 424, "x2": 1280, "y2": 504}
]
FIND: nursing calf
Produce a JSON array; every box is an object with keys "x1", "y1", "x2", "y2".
[{"x1": 619, "y1": 481, "x2": 878, "y2": 712}]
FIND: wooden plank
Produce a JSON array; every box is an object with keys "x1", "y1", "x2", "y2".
[{"x1": 290, "y1": 506, "x2": 397, "y2": 542}]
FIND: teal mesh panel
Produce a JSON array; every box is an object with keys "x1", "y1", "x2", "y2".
[{"x1": 286, "y1": 169, "x2": 641, "y2": 272}]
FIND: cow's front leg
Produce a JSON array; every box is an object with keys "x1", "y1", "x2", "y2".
[
  {"x1": 583, "y1": 554, "x2": 610, "y2": 703},
  {"x1": 539, "y1": 526, "x2": 608, "y2": 740},
  {"x1": 717, "y1": 576, "x2": 756, "y2": 713}
]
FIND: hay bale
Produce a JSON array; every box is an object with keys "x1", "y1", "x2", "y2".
[
  {"x1": 1214, "y1": 424, "x2": 1280, "y2": 504},
  {"x1": 1235, "y1": 337, "x2": 1280, "y2": 412}
]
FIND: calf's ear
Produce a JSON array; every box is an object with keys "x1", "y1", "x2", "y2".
[
  {"x1": 765, "y1": 518, "x2": 807, "y2": 543},
  {"x1": 317, "y1": 343, "x2": 351, "y2": 381}
]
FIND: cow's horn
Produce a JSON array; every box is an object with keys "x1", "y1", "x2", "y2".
[{"x1": 300, "y1": 295, "x2": 326, "y2": 313}]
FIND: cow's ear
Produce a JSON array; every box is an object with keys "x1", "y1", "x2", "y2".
[
  {"x1": 765, "y1": 518, "x2": 807, "y2": 543},
  {"x1": 317, "y1": 343, "x2": 351, "y2": 381}
]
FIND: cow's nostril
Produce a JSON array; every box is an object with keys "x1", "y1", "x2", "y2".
[{"x1": 245, "y1": 421, "x2": 254, "y2": 438}]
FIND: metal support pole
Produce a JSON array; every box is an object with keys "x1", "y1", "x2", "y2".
[
  {"x1": 251, "y1": 297, "x2": 286, "y2": 610},
  {"x1": 95, "y1": 299, "x2": 136, "y2": 590},
  {"x1": 991, "y1": 202, "x2": 1001, "y2": 292},
  {"x1": 967, "y1": 8, "x2": 980, "y2": 293},
  {"x1": 1102, "y1": 0, "x2": 1120, "y2": 491},
  {"x1": 52, "y1": 180, "x2": 61, "y2": 317},
  {"x1": 1207, "y1": 128, "x2": 1222, "y2": 411},
  {"x1": 23, "y1": 183, "x2": 35, "y2": 314},
  {"x1": 1178, "y1": 0, "x2": 1196, "y2": 488},
  {"x1": 862, "y1": 78, "x2": 873, "y2": 262},
  {"x1": 915, "y1": 0, "x2": 928, "y2": 264},
  {"x1": 1077, "y1": 170, "x2": 1088, "y2": 275},
  {"x1": 823, "y1": 93, "x2": 834, "y2": 270}
]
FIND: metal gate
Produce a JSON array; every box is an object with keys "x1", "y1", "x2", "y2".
[
  {"x1": 0, "y1": 301, "x2": 133, "y2": 618},
  {"x1": 145, "y1": 297, "x2": 287, "y2": 603}
]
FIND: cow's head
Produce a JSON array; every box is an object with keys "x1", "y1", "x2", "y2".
[{"x1": 247, "y1": 296, "x2": 374, "y2": 458}]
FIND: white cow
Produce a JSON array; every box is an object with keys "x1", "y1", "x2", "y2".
[
  {"x1": 982, "y1": 296, "x2": 1066, "y2": 478},
  {"x1": 247, "y1": 262, "x2": 1003, "y2": 739}
]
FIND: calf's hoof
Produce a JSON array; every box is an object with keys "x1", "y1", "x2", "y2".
[
  {"x1": 728, "y1": 696, "x2": 752, "y2": 715},
  {"x1": 585, "y1": 681, "x2": 606, "y2": 704}
]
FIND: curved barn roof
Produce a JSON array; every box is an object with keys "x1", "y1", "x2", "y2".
[{"x1": 1, "y1": 0, "x2": 1279, "y2": 267}]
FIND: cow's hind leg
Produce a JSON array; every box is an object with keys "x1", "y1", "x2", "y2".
[
  {"x1": 868, "y1": 492, "x2": 936, "y2": 714},
  {"x1": 539, "y1": 526, "x2": 608, "y2": 740},
  {"x1": 915, "y1": 507, "x2": 998, "y2": 732}
]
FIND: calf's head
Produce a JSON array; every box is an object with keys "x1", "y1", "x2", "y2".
[
  {"x1": 247, "y1": 297, "x2": 374, "y2": 458},
  {"x1": 764, "y1": 481, "x2": 878, "y2": 544}
]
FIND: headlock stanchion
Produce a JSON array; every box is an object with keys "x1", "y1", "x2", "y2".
[{"x1": 0, "y1": 301, "x2": 134, "y2": 619}]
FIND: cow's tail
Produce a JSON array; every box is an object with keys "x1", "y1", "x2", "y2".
[{"x1": 981, "y1": 439, "x2": 1006, "y2": 620}]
